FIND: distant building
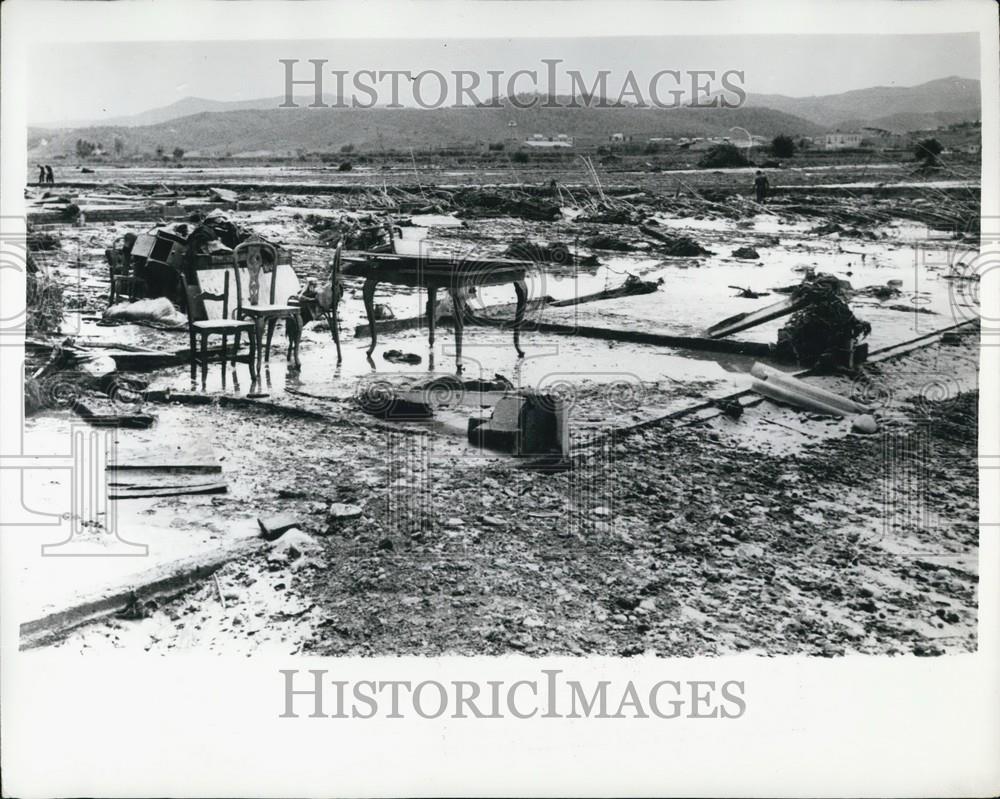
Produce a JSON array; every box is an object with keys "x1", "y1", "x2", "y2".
[
  {"x1": 609, "y1": 133, "x2": 625, "y2": 143},
  {"x1": 861, "y1": 128, "x2": 910, "y2": 150},
  {"x1": 525, "y1": 133, "x2": 573, "y2": 148},
  {"x1": 824, "y1": 131, "x2": 864, "y2": 150}
]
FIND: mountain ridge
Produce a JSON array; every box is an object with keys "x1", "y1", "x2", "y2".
[{"x1": 27, "y1": 76, "x2": 981, "y2": 157}]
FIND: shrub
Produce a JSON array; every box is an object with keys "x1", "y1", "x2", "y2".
[
  {"x1": 697, "y1": 143, "x2": 749, "y2": 169},
  {"x1": 26, "y1": 271, "x2": 65, "y2": 336},
  {"x1": 914, "y1": 137, "x2": 943, "y2": 165},
  {"x1": 510, "y1": 151, "x2": 529, "y2": 164},
  {"x1": 771, "y1": 135, "x2": 796, "y2": 158}
]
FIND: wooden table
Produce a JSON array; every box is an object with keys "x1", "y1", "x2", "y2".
[{"x1": 342, "y1": 252, "x2": 531, "y2": 370}]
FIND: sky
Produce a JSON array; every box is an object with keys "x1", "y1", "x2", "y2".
[{"x1": 27, "y1": 33, "x2": 981, "y2": 124}]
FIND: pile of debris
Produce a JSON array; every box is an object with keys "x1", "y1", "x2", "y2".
[
  {"x1": 775, "y1": 275, "x2": 871, "y2": 368},
  {"x1": 306, "y1": 212, "x2": 395, "y2": 250},
  {"x1": 451, "y1": 188, "x2": 562, "y2": 221},
  {"x1": 107, "y1": 211, "x2": 287, "y2": 305},
  {"x1": 503, "y1": 239, "x2": 599, "y2": 267}
]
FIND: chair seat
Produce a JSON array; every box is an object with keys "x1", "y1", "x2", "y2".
[
  {"x1": 192, "y1": 319, "x2": 255, "y2": 331},
  {"x1": 240, "y1": 304, "x2": 298, "y2": 316}
]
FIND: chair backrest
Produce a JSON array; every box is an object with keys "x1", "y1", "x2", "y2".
[
  {"x1": 181, "y1": 270, "x2": 231, "y2": 325},
  {"x1": 106, "y1": 237, "x2": 128, "y2": 275},
  {"x1": 316, "y1": 241, "x2": 343, "y2": 311},
  {"x1": 233, "y1": 238, "x2": 279, "y2": 308}
]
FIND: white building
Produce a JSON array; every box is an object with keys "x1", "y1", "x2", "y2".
[
  {"x1": 824, "y1": 132, "x2": 864, "y2": 150},
  {"x1": 525, "y1": 133, "x2": 574, "y2": 148}
]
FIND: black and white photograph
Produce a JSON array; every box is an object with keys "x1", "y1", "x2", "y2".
[{"x1": 1, "y1": 1, "x2": 997, "y2": 796}]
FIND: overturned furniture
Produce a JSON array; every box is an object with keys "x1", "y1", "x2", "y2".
[
  {"x1": 468, "y1": 390, "x2": 569, "y2": 458},
  {"x1": 105, "y1": 215, "x2": 293, "y2": 307}
]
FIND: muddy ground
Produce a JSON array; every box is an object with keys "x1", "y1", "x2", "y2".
[
  {"x1": 21, "y1": 157, "x2": 981, "y2": 656},
  {"x1": 43, "y1": 329, "x2": 979, "y2": 657}
]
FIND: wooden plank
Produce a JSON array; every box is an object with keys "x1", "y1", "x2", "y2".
[
  {"x1": 73, "y1": 398, "x2": 156, "y2": 429},
  {"x1": 109, "y1": 482, "x2": 228, "y2": 500},
  {"x1": 19, "y1": 537, "x2": 264, "y2": 650},
  {"x1": 109, "y1": 437, "x2": 222, "y2": 473},
  {"x1": 705, "y1": 295, "x2": 804, "y2": 339},
  {"x1": 530, "y1": 321, "x2": 774, "y2": 357}
]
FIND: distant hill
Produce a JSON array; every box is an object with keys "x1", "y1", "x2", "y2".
[
  {"x1": 834, "y1": 110, "x2": 980, "y2": 134},
  {"x1": 28, "y1": 104, "x2": 824, "y2": 158},
  {"x1": 33, "y1": 94, "x2": 342, "y2": 129},
  {"x1": 27, "y1": 75, "x2": 981, "y2": 158},
  {"x1": 745, "y1": 76, "x2": 980, "y2": 128}
]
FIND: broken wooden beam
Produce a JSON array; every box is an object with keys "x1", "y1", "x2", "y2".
[
  {"x1": 18, "y1": 536, "x2": 265, "y2": 650},
  {"x1": 108, "y1": 481, "x2": 228, "y2": 500},
  {"x1": 706, "y1": 295, "x2": 806, "y2": 339},
  {"x1": 527, "y1": 321, "x2": 773, "y2": 357}
]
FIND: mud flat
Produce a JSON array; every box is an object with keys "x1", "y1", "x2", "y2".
[{"x1": 18, "y1": 158, "x2": 982, "y2": 654}]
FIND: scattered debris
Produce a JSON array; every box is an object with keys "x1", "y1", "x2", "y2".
[
  {"x1": 851, "y1": 414, "x2": 879, "y2": 434},
  {"x1": 775, "y1": 275, "x2": 871, "y2": 367},
  {"x1": 258, "y1": 514, "x2": 302, "y2": 541},
  {"x1": 383, "y1": 349, "x2": 422, "y2": 365},
  {"x1": 729, "y1": 285, "x2": 769, "y2": 299},
  {"x1": 102, "y1": 297, "x2": 187, "y2": 329},
  {"x1": 750, "y1": 362, "x2": 870, "y2": 417},
  {"x1": 74, "y1": 395, "x2": 156, "y2": 429},
  {"x1": 639, "y1": 223, "x2": 712, "y2": 256},
  {"x1": 731, "y1": 246, "x2": 760, "y2": 259},
  {"x1": 468, "y1": 391, "x2": 567, "y2": 457},
  {"x1": 549, "y1": 274, "x2": 661, "y2": 307},
  {"x1": 503, "y1": 239, "x2": 596, "y2": 266}
]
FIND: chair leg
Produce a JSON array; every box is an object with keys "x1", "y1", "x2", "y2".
[
  {"x1": 250, "y1": 322, "x2": 260, "y2": 378},
  {"x1": 265, "y1": 319, "x2": 277, "y2": 362},
  {"x1": 328, "y1": 310, "x2": 342, "y2": 363},
  {"x1": 232, "y1": 330, "x2": 241, "y2": 366},
  {"x1": 255, "y1": 319, "x2": 265, "y2": 367},
  {"x1": 221, "y1": 334, "x2": 228, "y2": 364},
  {"x1": 200, "y1": 333, "x2": 209, "y2": 386},
  {"x1": 188, "y1": 327, "x2": 198, "y2": 377}
]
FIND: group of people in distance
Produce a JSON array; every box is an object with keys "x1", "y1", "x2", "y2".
[{"x1": 37, "y1": 165, "x2": 55, "y2": 186}]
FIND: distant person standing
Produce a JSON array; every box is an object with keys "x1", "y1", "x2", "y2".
[
  {"x1": 45, "y1": 165, "x2": 55, "y2": 186},
  {"x1": 753, "y1": 170, "x2": 769, "y2": 204},
  {"x1": 37, "y1": 165, "x2": 46, "y2": 186}
]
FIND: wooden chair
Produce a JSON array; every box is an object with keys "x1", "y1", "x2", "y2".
[
  {"x1": 180, "y1": 270, "x2": 256, "y2": 378},
  {"x1": 312, "y1": 241, "x2": 344, "y2": 363},
  {"x1": 232, "y1": 238, "x2": 300, "y2": 365},
  {"x1": 106, "y1": 237, "x2": 145, "y2": 305}
]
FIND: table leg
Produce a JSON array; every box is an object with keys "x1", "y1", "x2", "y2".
[
  {"x1": 362, "y1": 277, "x2": 379, "y2": 356},
  {"x1": 513, "y1": 279, "x2": 527, "y2": 358},
  {"x1": 426, "y1": 286, "x2": 438, "y2": 348},
  {"x1": 449, "y1": 287, "x2": 465, "y2": 373}
]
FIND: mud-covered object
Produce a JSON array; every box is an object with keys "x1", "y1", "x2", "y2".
[
  {"x1": 103, "y1": 297, "x2": 187, "y2": 328},
  {"x1": 774, "y1": 277, "x2": 871, "y2": 367},
  {"x1": 504, "y1": 239, "x2": 574, "y2": 265}
]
